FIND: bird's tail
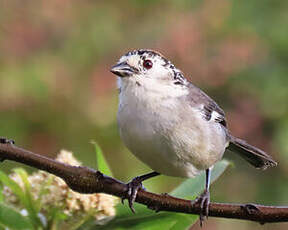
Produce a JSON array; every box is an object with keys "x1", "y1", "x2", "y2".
[{"x1": 227, "y1": 136, "x2": 277, "y2": 170}]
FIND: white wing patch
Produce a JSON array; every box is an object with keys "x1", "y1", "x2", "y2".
[
  {"x1": 210, "y1": 110, "x2": 223, "y2": 122},
  {"x1": 201, "y1": 104, "x2": 227, "y2": 127}
]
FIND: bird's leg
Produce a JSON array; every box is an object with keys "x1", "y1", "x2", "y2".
[
  {"x1": 193, "y1": 168, "x2": 211, "y2": 227},
  {"x1": 123, "y1": 171, "x2": 160, "y2": 213}
]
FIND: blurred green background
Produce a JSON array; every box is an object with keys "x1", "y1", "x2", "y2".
[{"x1": 0, "y1": 0, "x2": 287, "y2": 229}]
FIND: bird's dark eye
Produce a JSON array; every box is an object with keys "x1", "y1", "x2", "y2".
[{"x1": 143, "y1": 59, "x2": 153, "y2": 69}]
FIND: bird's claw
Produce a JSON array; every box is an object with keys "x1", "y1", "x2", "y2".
[
  {"x1": 192, "y1": 189, "x2": 210, "y2": 227},
  {"x1": 122, "y1": 177, "x2": 145, "y2": 213}
]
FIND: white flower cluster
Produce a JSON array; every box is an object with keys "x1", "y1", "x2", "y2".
[{"x1": 3, "y1": 150, "x2": 118, "y2": 221}]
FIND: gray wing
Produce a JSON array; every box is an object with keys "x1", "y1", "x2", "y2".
[
  {"x1": 185, "y1": 83, "x2": 277, "y2": 169},
  {"x1": 186, "y1": 83, "x2": 227, "y2": 127}
]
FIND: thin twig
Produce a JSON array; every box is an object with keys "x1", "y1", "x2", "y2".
[{"x1": 0, "y1": 141, "x2": 287, "y2": 224}]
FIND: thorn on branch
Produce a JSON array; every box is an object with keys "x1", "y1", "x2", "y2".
[
  {"x1": 0, "y1": 137, "x2": 15, "y2": 162},
  {"x1": 241, "y1": 203, "x2": 260, "y2": 215},
  {"x1": 147, "y1": 202, "x2": 161, "y2": 213},
  {"x1": 0, "y1": 137, "x2": 15, "y2": 145}
]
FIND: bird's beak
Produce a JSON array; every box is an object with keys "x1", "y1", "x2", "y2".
[{"x1": 110, "y1": 62, "x2": 137, "y2": 77}]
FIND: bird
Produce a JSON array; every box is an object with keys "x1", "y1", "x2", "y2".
[{"x1": 110, "y1": 49, "x2": 277, "y2": 223}]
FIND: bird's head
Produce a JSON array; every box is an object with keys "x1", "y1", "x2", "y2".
[{"x1": 111, "y1": 49, "x2": 188, "y2": 87}]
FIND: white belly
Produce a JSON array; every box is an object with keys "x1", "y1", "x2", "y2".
[{"x1": 117, "y1": 81, "x2": 228, "y2": 178}]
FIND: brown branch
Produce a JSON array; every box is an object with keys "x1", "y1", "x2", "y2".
[{"x1": 0, "y1": 140, "x2": 287, "y2": 224}]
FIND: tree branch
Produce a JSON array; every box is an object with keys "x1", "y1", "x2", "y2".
[{"x1": 0, "y1": 140, "x2": 287, "y2": 224}]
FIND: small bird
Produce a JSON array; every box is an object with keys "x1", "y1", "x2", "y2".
[{"x1": 110, "y1": 49, "x2": 277, "y2": 223}]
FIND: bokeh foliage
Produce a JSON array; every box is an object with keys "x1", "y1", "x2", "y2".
[{"x1": 0, "y1": 0, "x2": 287, "y2": 229}]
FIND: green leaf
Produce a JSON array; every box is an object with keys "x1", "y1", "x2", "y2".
[
  {"x1": 35, "y1": 174, "x2": 54, "y2": 212},
  {"x1": 0, "y1": 170, "x2": 25, "y2": 204},
  {"x1": 70, "y1": 211, "x2": 98, "y2": 230},
  {"x1": 0, "y1": 203, "x2": 33, "y2": 230},
  {"x1": 47, "y1": 208, "x2": 68, "y2": 230},
  {"x1": 171, "y1": 159, "x2": 231, "y2": 199},
  {"x1": 91, "y1": 141, "x2": 113, "y2": 176},
  {"x1": 85, "y1": 206, "x2": 197, "y2": 230},
  {"x1": 13, "y1": 168, "x2": 44, "y2": 228},
  {"x1": 75, "y1": 195, "x2": 197, "y2": 230},
  {"x1": 0, "y1": 183, "x2": 4, "y2": 203}
]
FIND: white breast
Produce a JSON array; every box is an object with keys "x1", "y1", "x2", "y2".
[{"x1": 117, "y1": 77, "x2": 227, "y2": 178}]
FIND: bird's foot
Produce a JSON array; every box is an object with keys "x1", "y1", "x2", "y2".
[
  {"x1": 192, "y1": 189, "x2": 210, "y2": 227},
  {"x1": 122, "y1": 176, "x2": 145, "y2": 213}
]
